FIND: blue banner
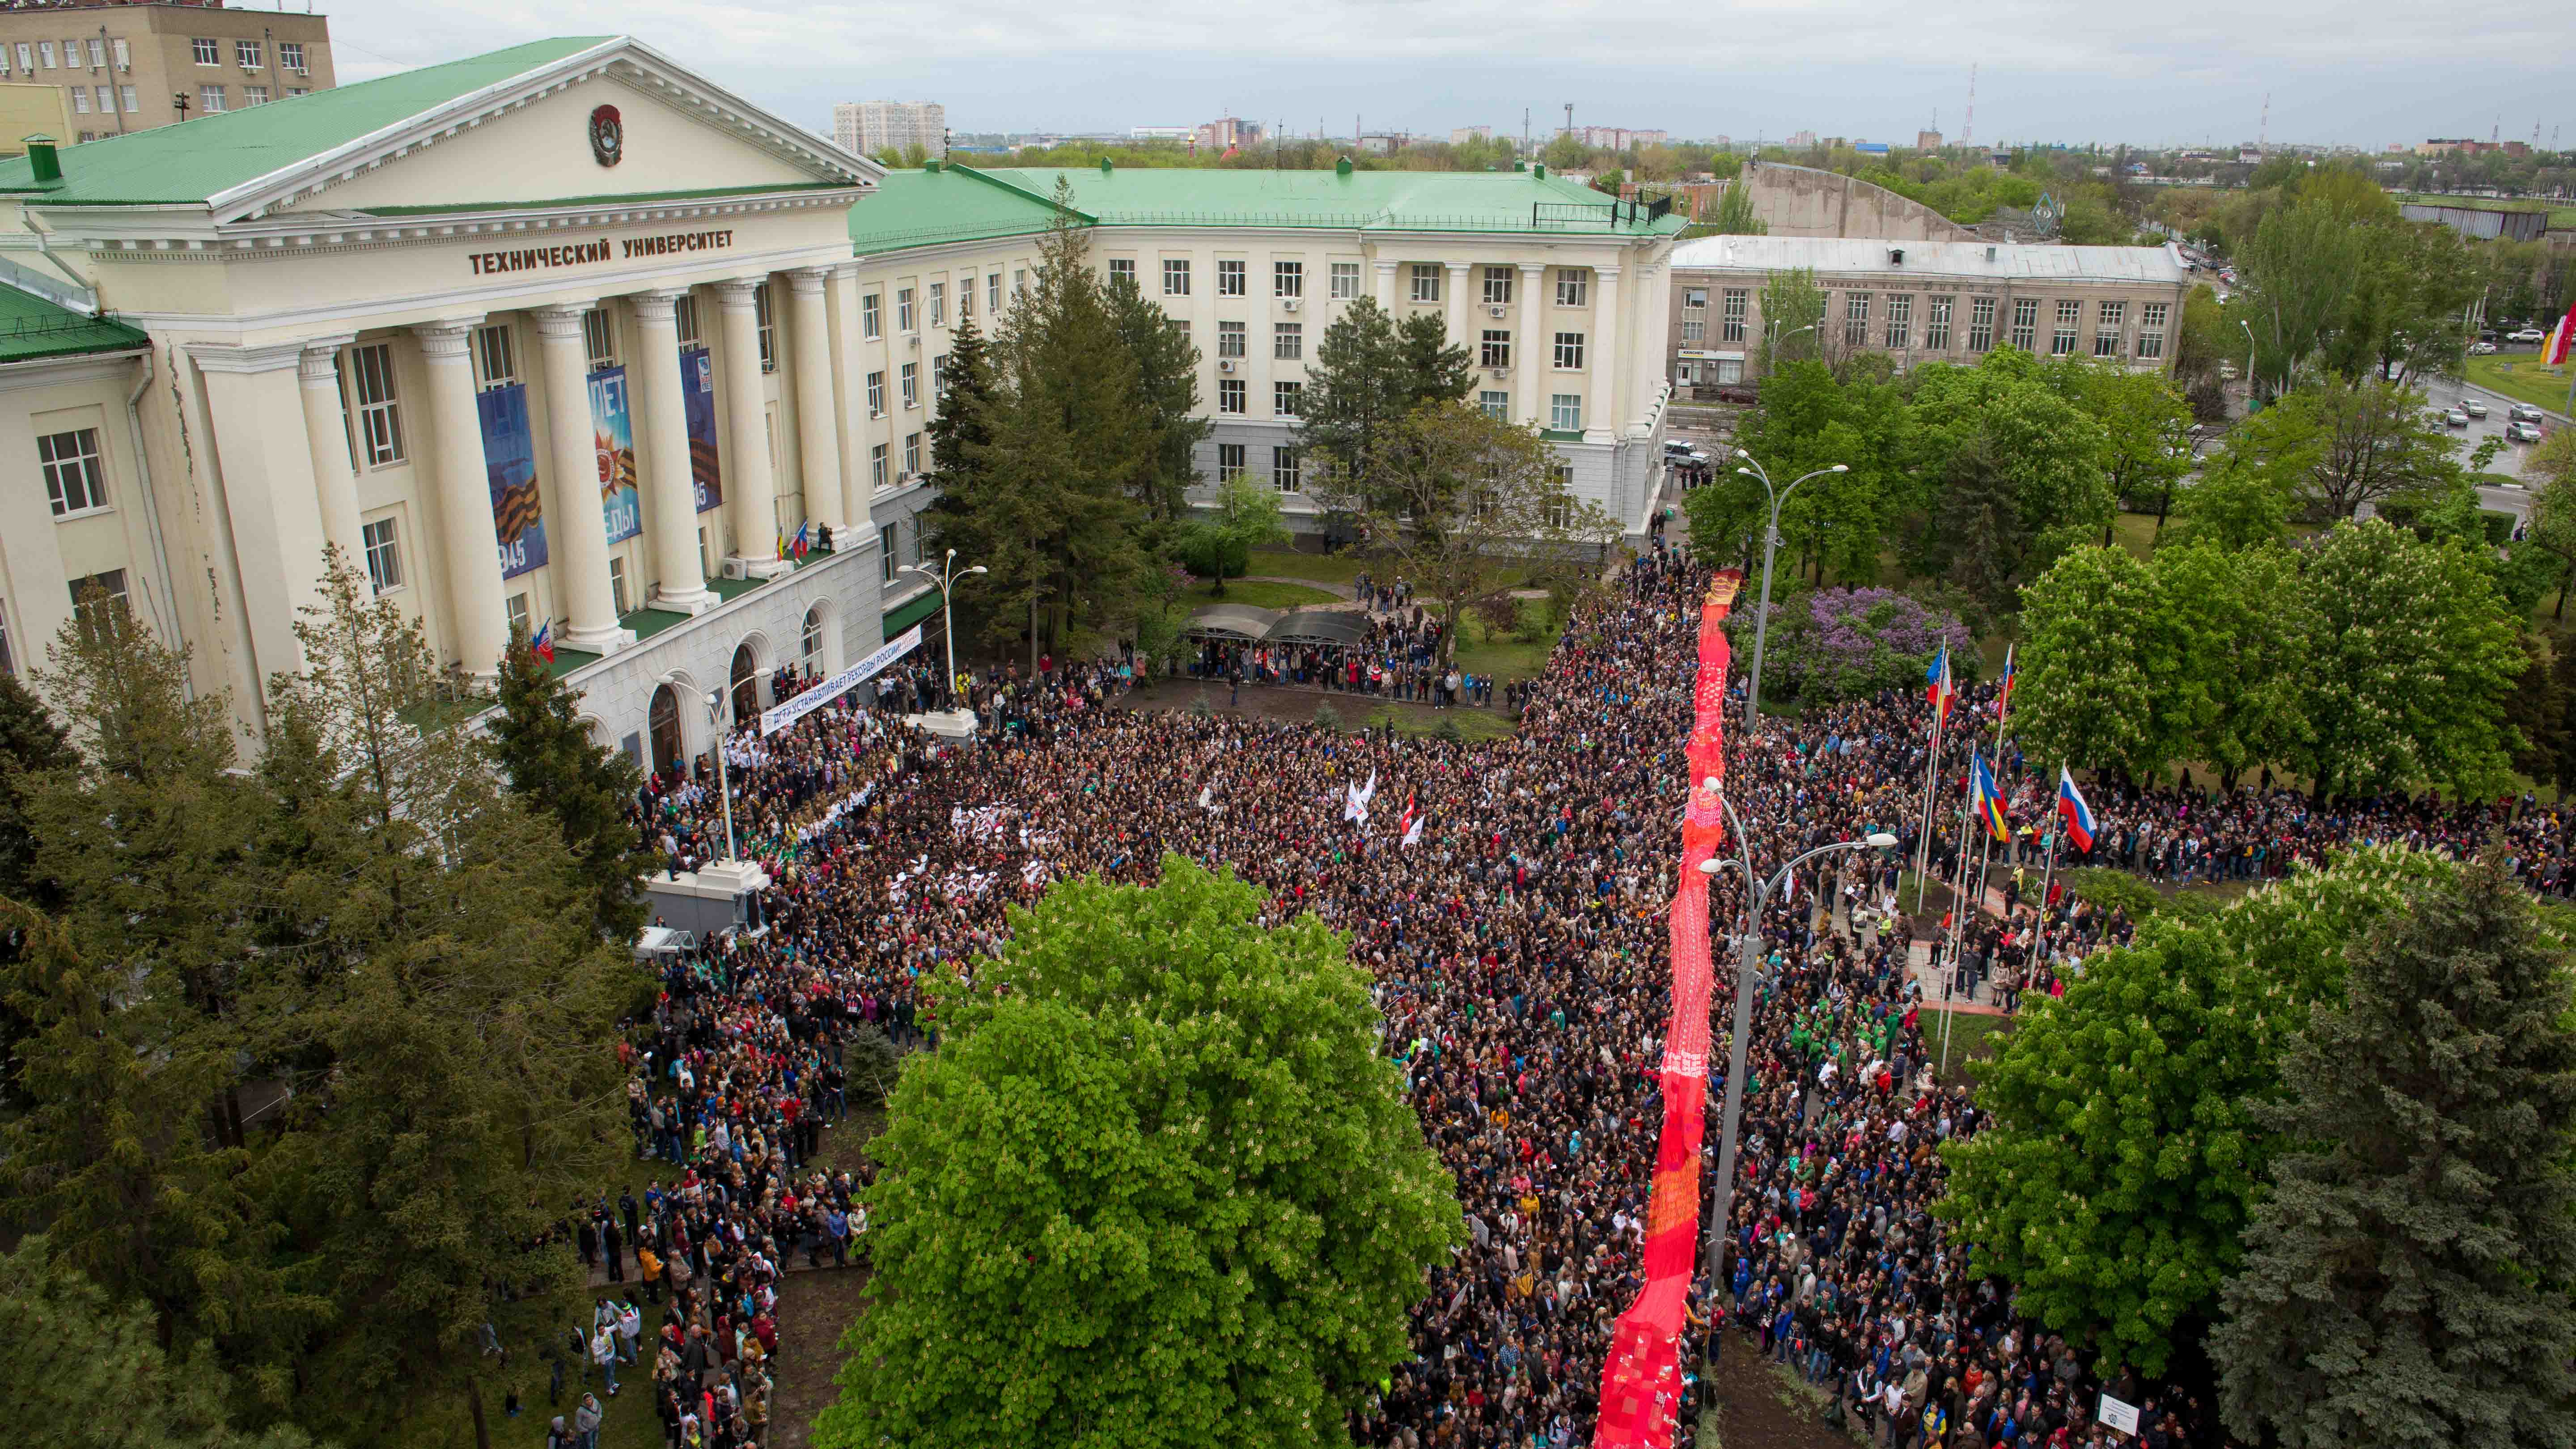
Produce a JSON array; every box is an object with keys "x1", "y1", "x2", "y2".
[
  {"x1": 589, "y1": 365, "x2": 640, "y2": 544},
  {"x1": 476, "y1": 382, "x2": 547, "y2": 580},
  {"x1": 682, "y1": 345, "x2": 722, "y2": 514}
]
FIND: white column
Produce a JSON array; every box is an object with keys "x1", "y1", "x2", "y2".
[
  {"x1": 1629, "y1": 259, "x2": 1666, "y2": 433},
  {"x1": 1515, "y1": 263, "x2": 1546, "y2": 425},
  {"x1": 787, "y1": 267, "x2": 845, "y2": 540},
  {"x1": 627, "y1": 288, "x2": 713, "y2": 615},
  {"x1": 1587, "y1": 263, "x2": 1623, "y2": 441},
  {"x1": 716, "y1": 278, "x2": 788, "y2": 579},
  {"x1": 530, "y1": 305, "x2": 634, "y2": 655},
  {"x1": 296, "y1": 333, "x2": 363, "y2": 572},
  {"x1": 412, "y1": 319, "x2": 512, "y2": 678},
  {"x1": 1444, "y1": 261, "x2": 1470, "y2": 347},
  {"x1": 1374, "y1": 258, "x2": 1398, "y2": 309},
  {"x1": 825, "y1": 261, "x2": 869, "y2": 535}
]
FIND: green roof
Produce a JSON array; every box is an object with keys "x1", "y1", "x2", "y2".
[
  {"x1": 845, "y1": 161, "x2": 1688, "y2": 254},
  {"x1": 0, "y1": 37, "x2": 613, "y2": 205},
  {"x1": 0, "y1": 283, "x2": 148, "y2": 363}
]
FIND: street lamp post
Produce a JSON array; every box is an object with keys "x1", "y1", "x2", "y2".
[
  {"x1": 1764, "y1": 320, "x2": 1818, "y2": 376},
  {"x1": 1730, "y1": 452, "x2": 1848, "y2": 734},
  {"x1": 665, "y1": 672, "x2": 740, "y2": 864},
  {"x1": 1695, "y1": 798, "x2": 1896, "y2": 1396},
  {"x1": 2239, "y1": 318, "x2": 2258, "y2": 400},
  {"x1": 896, "y1": 548, "x2": 987, "y2": 712}
]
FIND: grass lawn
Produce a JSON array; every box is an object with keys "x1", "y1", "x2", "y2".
[
  {"x1": 1246, "y1": 548, "x2": 1364, "y2": 586},
  {"x1": 2109, "y1": 510, "x2": 2168, "y2": 561},
  {"x1": 1451, "y1": 609, "x2": 1553, "y2": 684},
  {"x1": 1922, "y1": 1009, "x2": 2013, "y2": 1075},
  {"x1": 1190, "y1": 578, "x2": 1340, "y2": 610},
  {"x1": 1359, "y1": 701, "x2": 1520, "y2": 742},
  {"x1": 2466, "y1": 354, "x2": 2574, "y2": 416}
]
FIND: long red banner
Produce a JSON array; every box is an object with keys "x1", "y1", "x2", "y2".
[{"x1": 1593, "y1": 568, "x2": 1742, "y2": 1449}]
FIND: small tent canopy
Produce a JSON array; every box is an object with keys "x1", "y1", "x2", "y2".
[
  {"x1": 1184, "y1": 604, "x2": 1283, "y2": 641},
  {"x1": 1263, "y1": 610, "x2": 1370, "y2": 648}
]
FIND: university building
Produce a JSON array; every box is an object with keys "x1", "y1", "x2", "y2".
[
  {"x1": 0, "y1": 34, "x2": 1683, "y2": 775},
  {"x1": 1665, "y1": 235, "x2": 2192, "y2": 389}
]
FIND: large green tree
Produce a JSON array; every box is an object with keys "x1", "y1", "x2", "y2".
[
  {"x1": 1104, "y1": 271, "x2": 1212, "y2": 523},
  {"x1": 820, "y1": 857, "x2": 1461, "y2": 1449},
  {"x1": 1939, "y1": 847, "x2": 2462, "y2": 1379},
  {"x1": 1905, "y1": 349, "x2": 2114, "y2": 611},
  {"x1": 1298, "y1": 296, "x2": 1473, "y2": 529},
  {"x1": 486, "y1": 630, "x2": 652, "y2": 940},
  {"x1": 2010, "y1": 544, "x2": 2177, "y2": 781},
  {"x1": 1750, "y1": 266, "x2": 1827, "y2": 374},
  {"x1": 0, "y1": 668, "x2": 70, "y2": 904},
  {"x1": 1686, "y1": 360, "x2": 1906, "y2": 584},
  {"x1": 2213, "y1": 854, "x2": 2576, "y2": 1449},
  {"x1": 2238, "y1": 196, "x2": 2365, "y2": 396}
]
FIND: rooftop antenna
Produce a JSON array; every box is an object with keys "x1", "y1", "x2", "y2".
[
  {"x1": 1564, "y1": 102, "x2": 1573, "y2": 142},
  {"x1": 1962, "y1": 62, "x2": 1975, "y2": 148}
]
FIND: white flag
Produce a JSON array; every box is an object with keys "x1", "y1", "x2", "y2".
[{"x1": 1402, "y1": 814, "x2": 1423, "y2": 848}]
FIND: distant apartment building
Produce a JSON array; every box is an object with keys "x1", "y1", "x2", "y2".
[
  {"x1": 1129, "y1": 125, "x2": 1194, "y2": 140},
  {"x1": 1196, "y1": 114, "x2": 1262, "y2": 152},
  {"x1": 2416, "y1": 137, "x2": 2530, "y2": 158},
  {"x1": 834, "y1": 99, "x2": 945, "y2": 158},
  {"x1": 1565, "y1": 125, "x2": 1666, "y2": 150},
  {"x1": 1916, "y1": 129, "x2": 1944, "y2": 151},
  {"x1": 1785, "y1": 130, "x2": 1817, "y2": 149},
  {"x1": 1451, "y1": 124, "x2": 1494, "y2": 145},
  {"x1": 1665, "y1": 235, "x2": 2190, "y2": 389},
  {"x1": 0, "y1": 0, "x2": 335, "y2": 142}
]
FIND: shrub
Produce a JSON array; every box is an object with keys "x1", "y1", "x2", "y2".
[
  {"x1": 1722, "y1": 586, "x2": 1973, "y2": 704},
  {"x1": 1313, "y1": 701, "x2": 1342, "y2": 730}
]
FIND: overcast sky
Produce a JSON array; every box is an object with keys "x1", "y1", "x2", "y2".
[{"x1": 303, "y1": 0, "x2": 2572, "y2": 152}]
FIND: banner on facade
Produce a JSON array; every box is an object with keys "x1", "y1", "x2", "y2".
[
  {"x1": 1593, "y1": 568, "x2": 1745, "y2": 1449},
  {"x1": 589, "y1": 364, "x2": 640, "y2": 544},
  {"x1": 475, "y1": 382, "x2": 547, "y2": 580},
  {"x1": 759, "y1": 625, "x2": 923, "y2": 737},
  {"x1": 682, "y1": 345, "x2": 722, "y2": 513}
]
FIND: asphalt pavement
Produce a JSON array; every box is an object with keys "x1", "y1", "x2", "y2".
[{"x1": 2425, "y1": 371, "x2": 2564, "y2": 517}]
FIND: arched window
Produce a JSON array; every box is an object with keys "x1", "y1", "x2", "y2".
[
  {"x1": 647, "y1": 683, "x2": 683, "y2": 777},
  {"x1": 730, "y1": 642, "x2": 759, "y2": 724},
  {"x1": 802, "y1": 606, "x2": 824, "y2": 669}
]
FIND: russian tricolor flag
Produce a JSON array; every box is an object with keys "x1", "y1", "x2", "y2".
[{"x1": 2057, "y1": 767, "x2": 2095, "y2": 852}]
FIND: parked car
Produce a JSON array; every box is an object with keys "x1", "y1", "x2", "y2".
[
  {"x1": 2509, "y1": 421, "x2": 2546, "y2": 443},
  {"x1": 2509, "y1": 327, "x2": 2546, "y2": 343},
  {"x1": 2510, "y1": 403, "x2": 2548, "y2": 422},
  {"x1": 2460, "y1": 398, "x2": 2488, "y2": 419},
  {"x1": 2470, "y1": 341, "x2": 2499, "y2": 355},
  {"x1": 2443, "y1": 410, "x2": 2470, "y2": 428},
  {"x1": 1713, "y1": 382, "x2": 1761, "y2": 404}
]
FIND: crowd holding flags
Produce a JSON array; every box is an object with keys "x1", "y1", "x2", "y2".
[
  {"x1": 1343, "y1": 771, "x2": 1379, "y2": 825},
  {"x1": 1400, "y1": 794, "x2": 1423, "y2": 848}
]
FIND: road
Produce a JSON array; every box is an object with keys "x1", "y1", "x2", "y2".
[{"x1": 2425, "y1": 372, "x2": 2563, "y2": 519}]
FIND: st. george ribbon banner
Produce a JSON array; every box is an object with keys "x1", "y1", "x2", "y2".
[
  {"x1": 759, "y1": 626, "x2": 922, "y2": 737},
  {"x1": 1593, "y1": 567, "x2": 1745, "y2": 1449}
]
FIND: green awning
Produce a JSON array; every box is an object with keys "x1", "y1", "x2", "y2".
[{"x1": 882, "y1": 590, "x2": 942, "y2": 639}]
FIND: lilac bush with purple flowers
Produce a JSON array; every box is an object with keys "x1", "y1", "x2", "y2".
[{"x1": 1724, "y1": 586, "x2": 1974, "y2": 704}]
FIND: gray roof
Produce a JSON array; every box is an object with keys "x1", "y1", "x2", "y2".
[
  {"x1": 1266, "y1": 610, "x2": 1370, "y2": 648},
  {"x1": 1186, "y1": 604, "x2": 1284, "y2": 641},
  {"x1": 1669, "y1": 235, "x2": 2190, "y2": 285}
]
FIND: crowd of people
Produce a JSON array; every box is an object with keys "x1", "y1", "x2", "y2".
[{"x1": 580, "y1": 530, "x2": 2576, "y2": 1448}]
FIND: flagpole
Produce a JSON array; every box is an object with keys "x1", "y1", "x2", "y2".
[{"x1": 1913, "y1": 679, "x2": 1948, "y2": 912}]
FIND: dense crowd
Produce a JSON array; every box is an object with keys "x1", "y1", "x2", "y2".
[{"x1": 580, "y1": 534, "x2": 2574, "y2": 1448}]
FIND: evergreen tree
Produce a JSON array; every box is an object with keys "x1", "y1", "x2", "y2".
[
  {"x1": 1394, "y1": 308, "x2": 1474, "y2": 409},
  {"x1": 0, "y1": 668, "x2": 71, "y2": 903},
  {"x1": 250, "y1": 565, "x2": 632, "y2": 1446},
  {"x1": 487, "y1": 634, "x2": 652, "y2": 941},
  {"x1": 1297, "y1": 296, "x2": 1410, "y2": 528},
  {"x1": 0, "y1": 1234, "x2": 319, "y2": 1449},
  {"x1": 1103, "y1": 271, "x2": 1212, "y2": 523},
  {"x1": 2214, "y1": 853, "x2": 2576, "y2": 1449}
]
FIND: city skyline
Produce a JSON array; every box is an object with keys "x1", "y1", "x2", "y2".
[{"x1": 295, "y1": 0, "x2": 2570, "y2": 153}]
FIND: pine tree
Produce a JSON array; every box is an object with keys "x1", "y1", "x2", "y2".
[
  {"x1": 250, "y1": 564, "x2": 632, "y2": 1446},
  {"x1": 1298, "y1": 297, "x2": 1425, "y2": 530},
  {"x1": 0, "y1": 668, "x2": 71, "y2": 903},
  {"x1": 487, "y1": 635, "x2": 652, "y2": 941},
  {"x1": 2213, "y1": 852, "x2": 2576, "y2": 1449},
  {"x1": 1103, "y1": 271, "x2": 1211, "y2": 524},
  {"x1": 1395, "y1": 308, "x2": 1474, "y2": 408}
]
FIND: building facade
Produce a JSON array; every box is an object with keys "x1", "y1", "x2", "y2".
[
  {"x1": 832, "y1": 100, "x2": 944, "y2": 159},
  {"x1": 1664, "y1": 235, "x2": 2190, "y2": 388},
  {"x1": 0, "y1": 0, "x2": 335, "y2": 142},
  {"x1": 0, "y1": 36, "x2": 1683, "y2": 776}
]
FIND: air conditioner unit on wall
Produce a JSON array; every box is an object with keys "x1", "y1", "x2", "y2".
[
  {"x1": 720, "y1": 558, "x2": 750, "y2": 581},
  {"x1": 1489, "y1": 305, "x2": 1507, "y2": 318},
  {"x1": 1281, "y1": 298, "x2": 1301, "y2": 312},
  {"x1": 1488, "y1": 367, "x2": 1508, "y2": 379},
  {"x1": 906, "y1": 334, "x2": 920, "y2": 348},
  {"x1": 1218, "y1": 359, "x2": 1235, "y2": 373}
]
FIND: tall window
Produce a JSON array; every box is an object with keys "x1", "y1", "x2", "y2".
[
  {"x1": 1842, "y1": 292, "x2": 1872, "y2": 347},
  {"x1": 1484, "y1": 267, "x2": 1515, "y2": 305},
  {"x1": 880, "y1": 524, "x2": 898, "y2": 583},
  {"x1": 582, "y1": 309, "x2": 617, "y2": 369},
  {"x1": 1478, "y1": 390, "x2": 1509, "y2": 419},
  {"x1": 1549, "y1": 394, "x2": 1582, "y2": 431},
  {"x1": 1970, "y1": 297, "x2": 1998, "y2": 352},
  {"x1": 235, "y1": 39, "x2": 262, "y2": 68},
  {"x1": 896, "y1": 287, "x2": 915, "y2": 332},
  {"x1": 351, "y1": 343, "x2": 403, "y2": 465},
  {"x1": 2137, "y1": 302, "x2": 2169, "y2": 360},
  {"x1": 68, "y1": 570, "x2": 128, "y2": 640},
  {"x1": 199, "y1": 84, "x2": 225, "y2": 113},
  {"x1": 870, "y1": 442, "x2": 889, "y2": 489},
  {"x1": 862, "y1": 292, "x2": 881, "y2": 339},
  {"x1": 1553, "y1": 332, "x2": 1585, "y2": 370},
  {"x1": 904, "y1": 433, "x2": 922, "y2": 475},
  {"x1": 191, "y1": 37, "x2": 219, "y2": 65},
  {"x1": 1721, "y1": 288, "x2": 1748, "y2": 343},
  {"x1": 110, "y1": 38, "x2": 128, "y2": 67},
  {"x1": 987, "y1": 274, "x2": 1000, "y2": 313},
  {"x1": 39, "y1": 428, "x2": 107, "y2": 517},
  {"x1": 1106, "y1": 258, "x2": 1135, "y2": 284},
  {"x1": 1217, "y1": 320, "x2": 1246, "y2": 358},
  {"x1": 37, "y1": 41, "x2": 54, "y2": 68},
  {"x1": 1273, "y1": 381, "x2": 1302, "y2": 415},
  {"x1": 2051, "y1": 299, "x2": 2079, "y2": 356},
  {"x1": 957, "y1": 275, "x2": 974, "y2": 320},
  {"x1": 1411, "y1": 264, "x2": 1442, "y2": 303},
  {"x1": 1330, "y1": 262, "x2": 1360, "y2": 299},
  {"x1": 2008, "y1": 297, "x2": 2038, "y2": 352},
  {"x1": 1885, "y1": 294, "x2": 1912, "y2": 349},
  {"x1": 120, "y1": 85, "x2": 137, "y2": 113},
  {"x1": 472, "y1": 324, "x2": 515, "y2": 389},
  {"x1": 1681, "y1": 318, "x2": 1705, "y2": 342},
  {"x1": 1272, "y1": 322, "x2": 1302, "y2": 360},
  {"x1": 1480, "y1": 330, "x2": 1512, "y2": 368},
  {"x1": 1274, "y1": 260, "x2": 1303, "y2": 298},
  {"x1": 362, "y1": 517, "x2": 403, "y2": 594},
  {"x1": 280, "y1": 40, "x2": 304, "y2": 71},
  {"x1": 2094, "y1": 301, "x2": 2126, "y2": 357},
  {"x1": 1161, "y1": 258, "x2": 1191, "y2": 296},
  {"x1": 927, "y1": 281, "x2": 945, "y2": 327},
  {"x1": 899, "y1": 361, "x2": 918, "y2": 409},
  {"x1": 1219, "y1": 379, "x2": 1246, "y2": 414},
  {"x1": 866, "y1": 371, "x2": 885, "y2": 416},
  {"x1": 1272, "y1": 446, "x2": 1301, "y2": 493},
  {"x1": 1926, "y1": 295, "x2": 1955, "y2": 351},
  {"x1": 802, "y1": 606, "x2": 823, "y2": 666},
  {"x1": 755, "y1": 283, "x2": 777, "y2": 371},
  {"x1": 1217, "y1": 259, "x2": 1246, "y2": 296},
  {"x1": 1555, "y1": 269, "x2": 1589, "y2": 307},
  {"x1": 1217, "y1": 442, "x2": 1246, "y2": 478}
]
